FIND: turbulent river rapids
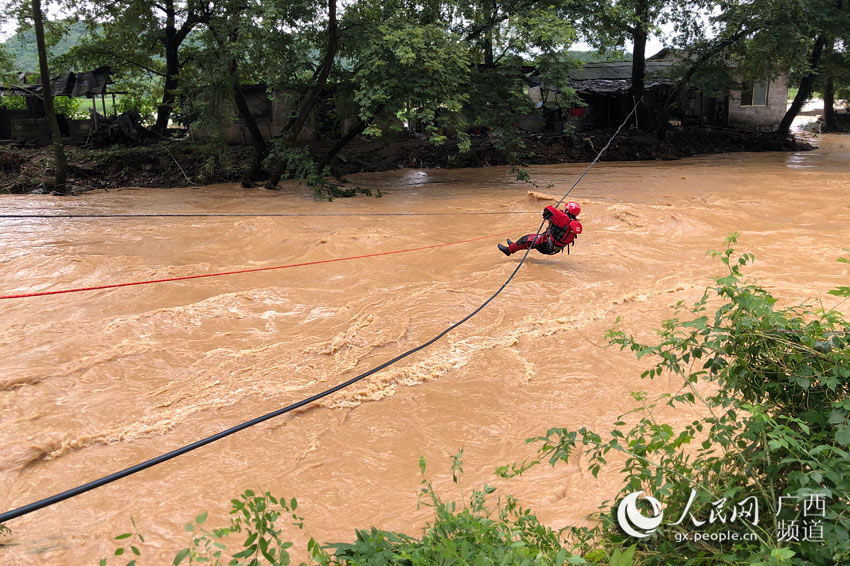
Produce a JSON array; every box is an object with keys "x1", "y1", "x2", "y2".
[{"x1": 1, "y1": 135, "x2": 849, "y2": 564}]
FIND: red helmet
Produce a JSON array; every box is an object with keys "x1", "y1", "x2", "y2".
[
  {"x1": 570, "y1": 220, "x2": 582, "y2": 235},
  {"x1": 566, "y1": 202, "x2": 581, "y2": 216}
]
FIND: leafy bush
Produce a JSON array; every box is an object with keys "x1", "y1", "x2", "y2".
[
  {"x1": 504, "y1": 235, "x2": 850, "y2": 565},
  {"x1": 97, "y1": 452, "x2": 635, "y2": 566},
  {"x1": 314, "y1": 452, "x2": 591, "y2": 565},
  {"x1": 174, "y1": 490, "x2": 304, "y2": 566},
  {"x1": 100, "y1": 518, "x2": 144, "y2": 566}
]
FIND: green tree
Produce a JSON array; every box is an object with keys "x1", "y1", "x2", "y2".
[
  {"x1": 263, "y1": 0, "x2": 339, "y2": 189},
  {"x1": 192, "y1": 0, "x2": 273, "y2": 182},
  {"x1": 71, "y1": 0, "x2": 209, "y2": 135},
  {"x1": 575, "y1": 0, "x2": 711, "y2": 130},
  {"x1": 652, "y1": 0, "x2": 801, "y2": 140},
  {"x1": 457, "y1": 0, "x2": 578, "y2": 161},
  {"x1": 259, "y1": 0, "x2": 579, "y2": 190},
  {"x1": 818, "y1": 37, "x2": 850, "y2": 132},
  {"x1": 761, "y1": 0, "x2": 850, "y2": 135},
  {"x1": 166, "y1": 0, "x2": 325, "y2": 184}
]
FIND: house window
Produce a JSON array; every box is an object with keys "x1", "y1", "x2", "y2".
[{"x1": 741, "y1": 81, "x2": 768, "y2": 106}]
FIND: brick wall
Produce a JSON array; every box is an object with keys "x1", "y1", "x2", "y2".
[
  {"x1": 67, "y1": 119, "x2": 92, "y2": 143},
  {"x1": 10, "y1": 118, "x2": 50, "y2": 145},
  {"x1": 728, "y1": 71, "x2": 789, "y2": 130}
]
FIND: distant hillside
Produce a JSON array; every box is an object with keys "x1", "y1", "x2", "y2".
[{"x1": 2, "y1": 20, "x2": 88, "y2": 72}]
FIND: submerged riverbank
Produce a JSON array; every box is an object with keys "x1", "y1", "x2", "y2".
[{"x1": 0, "y1": 127, "x2": 811, "y2": 194}]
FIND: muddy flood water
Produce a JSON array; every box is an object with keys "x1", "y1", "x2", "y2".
[{"x1": 1, "y1": 135, "x2": 848, "y2": 564}]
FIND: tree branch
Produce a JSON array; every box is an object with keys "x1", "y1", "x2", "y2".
[{"x1": 90, "y1": 47, "x2": 165, "y2": 77}]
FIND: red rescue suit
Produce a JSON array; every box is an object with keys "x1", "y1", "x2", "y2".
[{"x1": 507, "y1": 206, "x2": 582, "y2": 255}]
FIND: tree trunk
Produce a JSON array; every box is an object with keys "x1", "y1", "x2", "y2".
[
  {"x1": 630, "y1": 27, "x2": 647, "y2": 122},
  {"x1": 629, "y1": 0, "x2": 650, "y2": 130},
  {"x1": 225, "y1": 51, "x2": 267, "y2": 183},
  {"x1": 234, "y1": 85, "x2": 268, "y2": 183},
  {"x1": 32, "y1": 0, "x2": 68, "y2": 194},
  {"x1": 483, "y1": 0, "x2": 495, "y2": 66},
  {"x1": 265, "y1": 0, "x2": 338, "y2": 189},
  {"x1": 822, "y1": 41, "x2": 838, "y2": 132},
  {"x1": 318, "y1": 101, "x2": 389, "y2": 176},
  {"x1": 204, "y1": 19, "x2": 268, "y2": 184},
  {"x1": 823, "y1": 78, "x2": 838, "y2": 132},
  {"x1": 778, "y1": 34, "x2": 827, "y2": 136},
  {"x1": 288, "y1": 0, "x2": 337, "y2": 144},
  {"x1": 153, "y1": 0, "x2": 180, "y2": 135},
  {"x1": 319, "y1": 120, "x2": 368, "y2": 172},
  {"x1": 153, "y1": 48, "x2": 179, "y2": 135}
]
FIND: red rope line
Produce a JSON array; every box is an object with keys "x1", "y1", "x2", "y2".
[{"x1": 1, "y1": 227, "x2": 528, "y2": 300}]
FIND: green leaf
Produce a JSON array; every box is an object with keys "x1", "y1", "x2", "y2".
[
  {"x1": 115, "y1": 533, "x2": 132, "y2": 540},
  {"x1": 173, "y1": 548, "x2": 190, "y2": 566},
  {"x1": 610, "y1": 545, "x2": 636, "y2": 566},
  {"x1": 835, "y1": 424, "x2": 850, "y2": 445},
  {"x1": 232, "y1": 545, "x2": 257, "y2": 559},
  {"x1": 770, "y1": 547, "x2": 796, "y2": 562},
  {"x1": 245, "y1": 531, "x2": 258, "y2": 547}
]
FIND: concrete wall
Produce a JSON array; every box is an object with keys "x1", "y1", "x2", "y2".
[
  {"x1": 8, "y1": 117, "x2": 92, "y2": 146},
  {"x1": 727, "y1": 72, "x2": 788, "y2": 129},
  {"x1": 0, "y1": 109, "x2": 33, "y2": 139},
  {"x1": 222, "y1": 87, "x2": 404, "y2": 145},
  {"x1": 10, "y1": 118, "x2": 50, "y2": 145},
  {"x1": 67, "y1": 119, "x2": 91, "y2": 143},
  {"x1": 224, "y1": 121, "x2": 277, "y2": 145}
]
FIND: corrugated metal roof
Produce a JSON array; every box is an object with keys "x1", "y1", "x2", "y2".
[
  {"x1": 530, "y1": 61, "x2": 676, "y2": 94},
  {"x1": 570, "y1": 77, "x2": 672, "y2": 94},
  {"x1": 568, "y1": 61, "x2": 674, "y2": 81},
  {"x1": 0, "y1": 66, "x2": 111, "y2": 97}
]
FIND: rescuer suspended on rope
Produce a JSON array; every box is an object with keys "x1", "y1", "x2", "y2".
[{"x1": 498, "y1": 201, "x2": 582, "y2": 257}]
